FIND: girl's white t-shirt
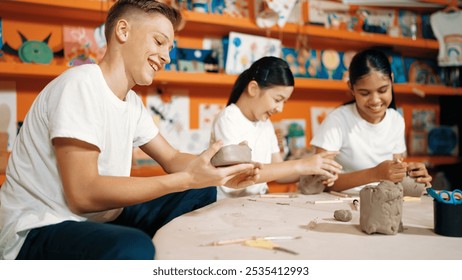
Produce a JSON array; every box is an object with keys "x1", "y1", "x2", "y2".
[
  {"x1": 0, "y1": 64, "x2": 158, "y2": 259},
  {"x1": 311, "y1": 103, "x2": 406, "y2": 190},
  {"x1": 211, "y1": 104, "x2": 280, "y2": 198}
]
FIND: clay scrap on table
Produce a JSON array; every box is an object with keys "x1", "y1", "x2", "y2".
[
  {"x1": 401, "y1": 176, "x2": 426, "y2": 197},
  {"x1": 298, "y1": 175, "x2": 327, "y2": 195},
  {"x1": 211, "y1": 143, "x2": 252, "y2": 167},
  {"x1": 334, "y1": 209, "x2": 352, "y2": 222},
  {"x1": 359, "y1": 180, "x2": 403, "y2": 235}
]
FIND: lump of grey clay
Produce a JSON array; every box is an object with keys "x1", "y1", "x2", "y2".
[
  {"x1": 359, "y1": 180, "x2": 403, "y2": 235},
  {"x1": 334, "y1": 209, "x2": 352, "y2": 222},
  {"x1": 210, "y1": 143, "x2": 252, "y2": 167},
  {"x1": 298, "y1": 175, "x2": 328, "y2": 195},
  {"x1": 401, "y1": 176, "x2": 426, "y2": 197}
]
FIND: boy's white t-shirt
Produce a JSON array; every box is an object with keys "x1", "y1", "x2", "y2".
[
  {"x1": 0, "y1": 64, "x2": 158, "y2": 259},
  {"x1": 211, "y1": 104, "x2": 280, "y2": 198},
  {"x1": 310, "y1": 103, "x2": 406, "y2": 191}
]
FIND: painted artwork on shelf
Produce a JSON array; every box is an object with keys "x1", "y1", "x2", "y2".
[
  {"x1": 203, "y1": 37, "x2": 225, "y2": 73},
  {"x1": 63, "y1": 24, "x2": 106, "y2": 66},
  {"x1": 177, "y1": 48, "x2": 213, "y2": 72},
  {"x1": 165, "y1": 40, "x2": 178, "y2": 71},
  {"x1": 225, "y1": 32, "x2": 281, "y2": 75},
  {"x1": 254, "y1": 0, "x2": 297, "y2": 28},
  {"x1": 223, "y1": 0, "x2": 249, "y2": 18},
  {"x1": 199, "y1": 103, "x2": 225, "y2": 130},
  {"x1": 184, "y1": 128, "x2": 211, "y2": 155},
  {"x1": 278, "y1": 119, "x2": 306, "y2": 159},
  {"x1": 282, "y1": 47, "x2": 319, "y2": 78},
  {"x1": 408, "y1": 129, "x2": 428, "y2": 156},
  {"x1": 308, "y1": 0, "x2": 350, "y2": 26},
  {"x1": 427, "y1": 125, "x2": 459, "y2": 156},
  {"x1": 210, "y1": 0, "x2": 226, "y2": 14},
  {"x1": 384, "y1": 50, "x2": 407, "y2": 84},
  {"x1": 146, "y1": 90, "x2": 190, "y2": 153},
  {"x1": 318, "y1": 49, "x2": 348, "y2": 80},
  {"x1": 408, "y1": 108, "x2": 437, "y2": 156},
  {"x1": 412, "y1": 108, "x2": 436, "y2": 131},
  {"x1": 358, "y1": 7, "x2": 394, "y2": 35},
  {"x1": 404, "y1": 56, "x2": 441, "y2": 85}
]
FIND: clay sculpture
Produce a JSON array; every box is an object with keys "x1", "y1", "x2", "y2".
[
  {"x1": 298, "y1": 175, "x2": 328, "y2": 195},
  {"x1": 359, "y1": 180, "x2": 403, "y2": 235},
  {"x1": 401, "y1": 176, "x2": 426, "y2": 197},
  {"x1": 210, "y1": 143, "x2": 252, "y2": 167}
]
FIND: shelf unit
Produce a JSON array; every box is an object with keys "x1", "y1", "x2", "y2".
[
  {"x1": 182, "y1": 10, "x2": 440, "y2": 57},
  {"x1": 1, "y1": 0, "x2": 460, "y2": 186},
  {"x1": 1, "y1": 1, "x2": 461, "y2": 96}
]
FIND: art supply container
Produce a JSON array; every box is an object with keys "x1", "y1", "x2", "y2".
[{"x1": 433, "y1": 200, "x2": 462, "y2": 237}]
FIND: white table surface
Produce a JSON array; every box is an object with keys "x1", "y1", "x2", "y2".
[{"x1": 153, "y1": 192, "x2": 462, "y2": 260}]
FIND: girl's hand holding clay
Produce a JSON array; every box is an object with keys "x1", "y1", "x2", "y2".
[
  {"x1": 375, "y1": 160, "x2": 407, "y2": 183},
  {"x1": 406, "y1": 162, "x2": 432, "y2": 186}
]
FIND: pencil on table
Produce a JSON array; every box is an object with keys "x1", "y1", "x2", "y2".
[{"x1": 329, "y1": 191, "x2": 350, "y2": 198}]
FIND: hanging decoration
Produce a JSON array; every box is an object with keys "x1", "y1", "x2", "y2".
[{"x1": 2, "y1": 31, "x2": 63, "y2": 64}]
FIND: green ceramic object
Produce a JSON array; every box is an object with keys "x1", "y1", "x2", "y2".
[{"x1": 18, "y1": 40, "x2": 53, "y2": 64}]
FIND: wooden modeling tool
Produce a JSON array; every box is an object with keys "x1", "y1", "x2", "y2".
[
  {"x1": 309, "y1": 197, "x2": 357, "y2": 204},
  {"x1": 259, "y1": 194, "x2": 298, "y2": 198},
  {"x1": 329, "y1": 191, "x2": 350, "y2": 198},
  {"x1": 244, "y1": 238, "x2": 298, "y2": 255},
  {"x1": 202, "y1": 235, "x2": 301, "y2": 247}
]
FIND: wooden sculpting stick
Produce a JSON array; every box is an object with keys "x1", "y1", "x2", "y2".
[{"x1": 202, "y1": 235, "x2": 301, "y2": 246}]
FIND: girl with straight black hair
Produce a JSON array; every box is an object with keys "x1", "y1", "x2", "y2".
[
  {"x1": 310, "y1": 48, "x2": 432, "y2": 193},
  {"x1": 211, "y1": 56, "x2": 342, "y2": 198}
]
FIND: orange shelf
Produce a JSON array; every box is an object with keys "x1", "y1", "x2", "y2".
[
  {"x1": 407, "y1": 155, "x2": 460, "y2": 167},
  {"x1": 153, "y1": 71, "x2": 237, "y2": 87},
  {"x1": 0, "y1": 63, "x2": 68, "y2": 79},
  {"x1": 418, "y1": 0, "x2": 461, "y2": 5},
  {"x1": 1, "y1": 0, "x2": 112, "y2": 23},
  {"x1": 395, "y1": 84, "x2": 462, "y2": 96},
  {"x1": 1, "y1": 63, "x2": 461, "y2": 96}
]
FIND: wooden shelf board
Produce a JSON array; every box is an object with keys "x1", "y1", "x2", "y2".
[
  {"x1": 0, "y1": 63, "x2": 68, "y2": 79},
  {"x1": 153, "y1": 71, "x2": 237, "y2": 86},
  {"x1": 1, "y1": 63, "x2": 461, "y2": 95},
  {"x1": 1, "y1": 0, "x2": 111, "y2": 23},
  {"x1": 10, "y1": 0, "x2": 112, "y2": 11},
  {"x1": 407, "y1": 155, "x2": 460, "y2": 166},
  {"x1": 395, "y1": 84, "x2": 462, "y2": 96}
]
